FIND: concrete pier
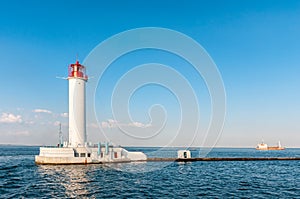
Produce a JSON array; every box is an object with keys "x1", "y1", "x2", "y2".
[
  {"x1": 147, "y1": 157, "x2": 300, "y2": 162},
  {"x1": 35, "y1": 156, "x2": 300, "y2": 165}
]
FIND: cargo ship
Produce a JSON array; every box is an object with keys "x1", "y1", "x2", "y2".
[{"x1": 256, "y1": 141, "x2": 285, "y2": 150}]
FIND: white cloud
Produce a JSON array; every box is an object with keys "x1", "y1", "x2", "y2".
[
  {"x1": 108, "y1": 119, "x2": 118, "y2": 123},
  {"x1": 101, "y1": 119, "x2": 118, "y2": 128},
  {"x1": 60, "y1": 112, "x2": 68, "y2": 118},
  {"x1": 100, "y1": 119, "x2": 152, "y2": 129},
  {"x1": 128, "y1": 121, "x2": 152, "y2": 128},
  {"x1": 53, "y1": 121, "x2": 61, "y2": 126},
  {"x1": 0, "y1": 113, "x2": 22, "y2": 123},
  {"x1": 101, "y1": 121, "x2": 110, "y2": 128},
  {"x1": 53, "y1": 121, "x2": 68, "y2": 127},
  {"x1": 33, "y1": 109, "x2": 52, "y2": 114},
  {"x1": 88, "y1": 123, "x2": 99, "y2": 128}
]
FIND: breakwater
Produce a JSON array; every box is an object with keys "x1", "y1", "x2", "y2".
[{"x1": 147, "y1": 157, "x2": 300, "y2": 162}]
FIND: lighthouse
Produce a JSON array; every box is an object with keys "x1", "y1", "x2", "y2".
[
  {"x1": 35, "y1": 60, "x2": 146, "y2": 164},
  {"x1": 68, "y1": 61, "x2": 88, "y2": 147}
]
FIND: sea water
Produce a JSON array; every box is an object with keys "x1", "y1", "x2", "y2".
[{"x1": 1, "y1": 146, "x2": 299, "y2": 198}]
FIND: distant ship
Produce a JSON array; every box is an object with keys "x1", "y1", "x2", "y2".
[{"x1": 256, "y1": 141, "x2": 285, "y2": 150}]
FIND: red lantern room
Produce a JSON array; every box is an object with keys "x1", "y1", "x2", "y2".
[{"x1": 68, "y1": 61, "x2": 88, "y2": 80}]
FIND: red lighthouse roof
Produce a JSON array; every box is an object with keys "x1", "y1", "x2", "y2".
[{"x1": 68, "y1": 60, "x2": 88, "y2": 80}]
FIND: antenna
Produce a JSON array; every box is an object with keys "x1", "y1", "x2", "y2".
[{"x1": 58, "y1": 122, "x2": 63, "y2": 147}]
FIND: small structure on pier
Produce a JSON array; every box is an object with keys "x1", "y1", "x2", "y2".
[{"x1": 177, "y1": 150, "x2": 191, "y2": 159}]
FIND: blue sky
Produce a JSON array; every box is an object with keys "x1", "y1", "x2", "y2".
[{"x1": 0, "y1": 0, "x2": 299, "y2": 147}]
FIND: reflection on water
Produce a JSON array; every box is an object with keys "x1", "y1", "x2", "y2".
[
  {"x1": 177, "y1": 162, "x2": 193, "y2": 175},
  {"x1": 37, "y1": 165, "x2": 94, "y2": 198}
]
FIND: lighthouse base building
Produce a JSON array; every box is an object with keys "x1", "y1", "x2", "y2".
[
  {"x1": 35, "y1": 144, "x2": 147, "y2": 164},
  {"x1": 35, "y1": 61, "x2": 147, "y2": 164}
]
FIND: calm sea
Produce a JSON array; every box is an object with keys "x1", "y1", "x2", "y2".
[{"x1": 1, "y1": 146, "x2": 300, "y2": 198}]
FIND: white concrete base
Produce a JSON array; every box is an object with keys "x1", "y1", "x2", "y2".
[
  {"x1": 35, "y1": 145, "x2": 147, "y2": 165},
  {"x1": 35, "y1": 156, "x2": 93, "y2": 164}
]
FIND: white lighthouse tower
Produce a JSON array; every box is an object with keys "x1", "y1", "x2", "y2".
[{"x1": 68, "y1": 61, "x2": 88, "y2": 147}]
